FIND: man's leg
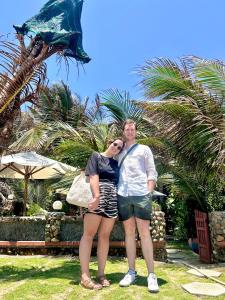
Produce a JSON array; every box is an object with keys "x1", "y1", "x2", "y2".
[
  {"x1": 135, "y1": 217, "x2": 154, "y2": 273},
  {"x1": 123, "y1": 216, "x2": 137, "y2": 271},
  {"x1": 119, "y1": 216, "x2": 137, "y2": 287},
  {"x1": 136, "y1": 217, "x2": 159, "y2": 292}
]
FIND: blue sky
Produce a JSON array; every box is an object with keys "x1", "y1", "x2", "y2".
[{"x1": 1, "y1": 0, "x2": 225, "y2": 102}]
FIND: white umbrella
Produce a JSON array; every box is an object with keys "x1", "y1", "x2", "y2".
[{"x1": 0, "y1": 151, "x2": 76, "y2": 215}]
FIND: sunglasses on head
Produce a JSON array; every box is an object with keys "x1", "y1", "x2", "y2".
[{"x1": 112, "y1": 142, "x2": 122, "y2": 150}]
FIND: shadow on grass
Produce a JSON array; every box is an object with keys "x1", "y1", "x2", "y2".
[
  {"x1": 0, "y1": 260, "x2": 80, "y2": 283},
  {"x1": 0, "y1": 258, "x2": 167, "y2": 289},
  {"x1": 70, "y1": 272, "x2": 167, "y2": 288}
]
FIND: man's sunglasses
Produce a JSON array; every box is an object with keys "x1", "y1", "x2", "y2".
[{"x1": 112, "y1": 142, "x2": 122, "y2": 150}]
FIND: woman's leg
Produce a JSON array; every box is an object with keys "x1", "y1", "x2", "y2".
[
  {"x1": 79, "y1": 213, "x2": 102, "y2": 281},
  {"x1": 97, "y1": 217, "x2": 116, "y2": 277}
]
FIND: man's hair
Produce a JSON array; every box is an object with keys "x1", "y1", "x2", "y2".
[{"x1": 122, "y1": 119, "x2": 137, "y2": 130}]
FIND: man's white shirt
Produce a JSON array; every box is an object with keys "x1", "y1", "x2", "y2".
[{"x1": 117, "y1": 144, "x2": 157, "y2": 197}]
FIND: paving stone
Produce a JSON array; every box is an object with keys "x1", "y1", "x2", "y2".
[
  {"x1": 166, "y1": 249, "x2": 180, "y2": 254},
  {"x1": 187, "y1": 268, "x2": 222, "y2": 278},
  {"x1": 182, "y1": 282, "x2": 225, "y2": 296},
  {"x1": 167, "y1": 253, "x2": 184, "y2": 259}
]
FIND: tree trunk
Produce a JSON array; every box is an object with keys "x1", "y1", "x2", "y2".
[
  {"x1": 0, "y1": 36, "x2": 51, "y2": 152},
  {"x1": 0, "y1": 108, "x2": 19, "y2": 154}
]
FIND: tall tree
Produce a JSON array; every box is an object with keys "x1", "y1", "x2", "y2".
[
  {"x1": 0, "y1": 0, "x2": 90, "y2": 152},
  {"x1": 138, "y1": 56, "x2": 225, "y2": 211}
]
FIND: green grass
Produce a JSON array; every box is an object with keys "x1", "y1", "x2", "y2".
[{"x1": 0, "y1": 256, "x2": 224, "y2": 299}]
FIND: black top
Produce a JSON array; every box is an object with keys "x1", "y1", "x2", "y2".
[{"x1": 85, "y1": 152, "x2": 119, "y2": 185}]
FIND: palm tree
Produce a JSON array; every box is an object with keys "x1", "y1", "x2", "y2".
[
  {"x1": 9, "y1": 82, "x2": 94, "y2": 152},
  {"x1": 32, "y1": 82, "x2": 90, "y2": 126},
  {"x1": 0, "y1": 37, "x2": 47, "y2": 151},
  {"x1": 138, "y1": 56, "x2": 225, "y2": 211},
  {"x1": 0, "y1": 0, "x2": 90, "y2": 152}
]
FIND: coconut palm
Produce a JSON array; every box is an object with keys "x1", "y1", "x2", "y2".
[
  {"x1": 138, "y1": 56, "x2": 225, "y2": 211},
  {"x1": 0, "y1": 37, "x2": 47, "y2": 151},
  {"x1": 0, "y1": 0, "x2": 90, "y2": 152},
  {"x1": 100, "y1": 88, "x2": 170, "y2": 163},
  {"x1": 9, "y1": 82, "x2": 94, "y2": 152},
  {"x1": 32, "y1": 82, "x2": 91, "y2": 125}
]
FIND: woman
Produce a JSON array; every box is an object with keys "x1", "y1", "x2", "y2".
[{"x1": 79, "y1": 138, "x2": 124, "y2": 290}]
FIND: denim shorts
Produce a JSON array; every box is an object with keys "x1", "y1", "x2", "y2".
[{"x1": 117, "y1": 193, "x2": 152, "y2": 221}]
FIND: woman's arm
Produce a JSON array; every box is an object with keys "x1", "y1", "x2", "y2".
[{"x1": 88, "y1": 174, "x2": 100, "y2": 210}]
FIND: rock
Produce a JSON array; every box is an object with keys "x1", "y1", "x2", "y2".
[
  {"x1": 216, "y1": 235, "x2": 224, "y2": 242},
  {"x1": 51, "y1": 238, "x2": 59, "y2": 242}
]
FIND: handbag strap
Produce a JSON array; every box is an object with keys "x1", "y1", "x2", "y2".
[{"x1": 118, "y1": 144, "x2": 138, "y2": 169}]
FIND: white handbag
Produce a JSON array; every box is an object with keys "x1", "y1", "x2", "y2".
[{"x1": 66, "y1": 171, "x2": 92, "y2": 208}]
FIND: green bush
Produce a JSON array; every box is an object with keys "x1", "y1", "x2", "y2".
[
  {"x1": 26, "y1": 203, "x2": 46, "y2": 216},
  {"x1": 165, "y1": 192, "x2": 189, "y2": 240}
]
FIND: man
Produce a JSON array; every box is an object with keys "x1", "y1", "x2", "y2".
[{"x1": 117, "y1": 119, "x2": 159, "y2": 293}]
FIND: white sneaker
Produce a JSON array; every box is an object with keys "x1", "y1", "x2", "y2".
[
  {"x1": 119, "y1": 270, "x2": 137, "y2": 287},
  {"x1": 147, "y1": 273, "x2": 159, "y2": 293}
]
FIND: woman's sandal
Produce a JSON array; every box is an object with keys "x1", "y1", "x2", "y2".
[
  {"x1": 98, "y1": 275, "x2": 111, "y2": 287},
  {"x1": 80, "y1": 278, "x2": 102, "y2": 290}
]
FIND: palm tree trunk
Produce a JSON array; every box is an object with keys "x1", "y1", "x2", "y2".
[
  {"x1": 0, "y1": 109, "x2": 19, "y2": 154},
  {"x1": 0, "y1": 36, "x2": 53, "y2": 151}
]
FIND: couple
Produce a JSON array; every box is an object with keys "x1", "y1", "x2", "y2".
[{"x1": 79, "y1": 119, "x2": 159, "y2": 293}]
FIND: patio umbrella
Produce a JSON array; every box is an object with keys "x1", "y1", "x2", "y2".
[{"x1": 0, "y1": 152, "x2": 76, "y2": 215}]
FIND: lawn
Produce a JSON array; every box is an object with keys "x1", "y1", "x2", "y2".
[{"x1": 0, "y1": 256, "x2": 225, "y2": 300}]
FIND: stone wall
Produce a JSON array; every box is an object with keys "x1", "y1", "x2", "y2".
[
  {"x1": 0, "y1": 216, "x2": 45, "y2": 240},
  {"x1": 0, "y1": 210, "x2": 167, "y2": 261},
  {"x1": 209, "y1": 211, "x2": 225, "y2": 262}
]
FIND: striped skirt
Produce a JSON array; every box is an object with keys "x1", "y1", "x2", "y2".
[{"x1": 86, "y1": 181, "x2": 118, "y2": 218}]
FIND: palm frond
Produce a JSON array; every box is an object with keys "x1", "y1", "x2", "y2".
[
  {"x1": 140, "y1": 56, "x2": 225, "y2": 176},
  {"x1": 0, "y1": 39, "x2": 47, "y2": 114},
  {"x1": 138, "y1": 57, "x2": 202, "y2": 100},
  {"x1": 9, "y1": 123, "x2": 50, "y2": 151},
  {"x1": 188, "y1": 56, "x2": 225, "y2": 103},
  {"x1": 51, "y1": 171, "x2": 80, "y2": 191},
  {"x1": 81, "y1": 122, "x2": 115, "y2": 152},
  {"x1": 100, "y1": 88, "x2": 144, "y2": 126}
]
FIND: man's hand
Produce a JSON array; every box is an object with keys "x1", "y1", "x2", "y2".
[
  {"x1": 88, "y1": 197, "x2": 100, "y2": 211},
  {"x1": 147, "y1": 180, "x2": 155, "y2": 194}
]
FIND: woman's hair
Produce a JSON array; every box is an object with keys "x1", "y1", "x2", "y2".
[{"x1": 107, "y1": 137, "x2": 125, "y2": 152}]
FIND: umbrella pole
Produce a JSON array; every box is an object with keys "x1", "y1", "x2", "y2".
[{"x1": 23, "y1": 175, "x2": 29, "y2": 216}]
